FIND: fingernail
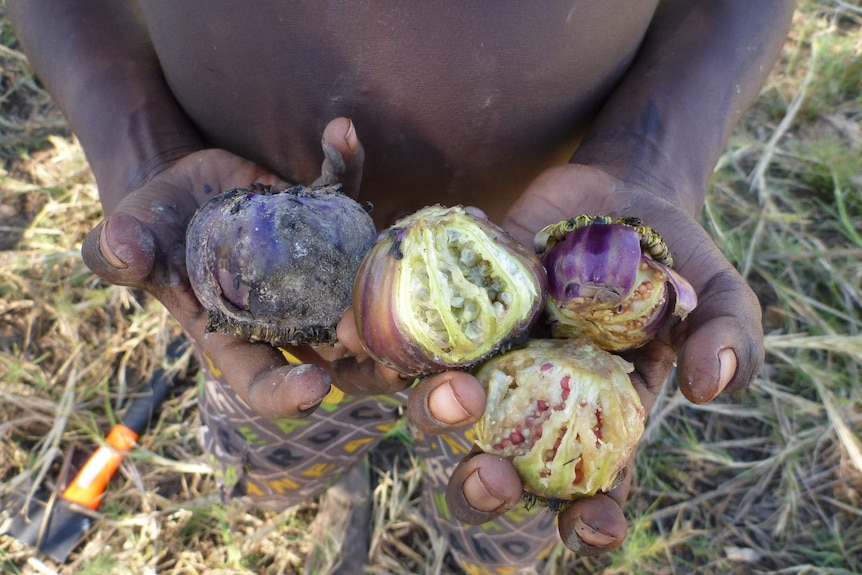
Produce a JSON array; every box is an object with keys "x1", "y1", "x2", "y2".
[
  {"x1": 573, "y1": 515, "x2": 617, "y2": 547},
  {"x1": 428, "y1": 380, "x2": 472, "y2": 426},
  {"x1": 344, "y1": 119, "x2": 358, "y2": 152},
  {"x1": 463, "y1": 469, "x2": 505, "y2": 513},
  {"x1": 717, "y1": 348, "x2": 737, "y2": 392},
  {"x1": 98, "y1": 220, "x2": 129, "y2": 269},
  {"x1": 288, "y1": 364, "x2": 331, "y2": 414},
  {"x1": 298, "y1": 396, "x2": 325, "y2": 415}
]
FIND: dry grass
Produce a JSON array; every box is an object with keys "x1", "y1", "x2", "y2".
[{"x1": 1, "y1": 1, "x2": 860, "y2": 574}]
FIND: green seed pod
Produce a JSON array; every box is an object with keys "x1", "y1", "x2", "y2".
[{"x1": 474, "y1": 339, "x2": 644, "y2": 506}]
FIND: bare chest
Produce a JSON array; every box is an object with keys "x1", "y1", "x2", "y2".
[{"x1": 140, "y1": 1, "x2": 658, "y2": 222}]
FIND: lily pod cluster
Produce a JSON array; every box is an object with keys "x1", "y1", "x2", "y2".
[
  {"x1": 188, "y1": 191, "x2": 696, "y2": 507},
  {"x1": 473, "y1": 215, "x2": 697, "y2": 505},
  {"x1": 351, "y1": 208, "x2": 697, "y2": 505}
]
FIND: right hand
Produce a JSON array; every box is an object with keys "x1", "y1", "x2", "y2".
[{"x1": 82, "y1": 118, "x2": 371, "y2": 419}]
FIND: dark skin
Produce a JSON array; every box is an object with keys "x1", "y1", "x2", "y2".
[{"x1": 9, "y1": 0, "x2": 795, "y2": 557}]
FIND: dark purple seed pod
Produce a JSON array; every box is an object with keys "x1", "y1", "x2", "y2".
[
  {"x1": 186, "y1": 183, "x2": 376, "y2": 346},
  {"x1": 353, "y1": 205, "x2": 548, "y2": 377},
  {"x1": 535, "y1": 215, "x2": 697, "y2": 351}
]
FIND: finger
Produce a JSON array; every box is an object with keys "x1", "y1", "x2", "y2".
[
  {"x1": 620, "y1": 330, "x2": 677, "y2": 397},
  {"x1": 139, "y1": 261, "x2": 334, "y2": 420},
  {"x1": 335, "y1": 306, "x2": 370, "y2": 363},
  {"x1": 328, "y1": 354, "x2": 408, "y2": 396},
  {"x1": 82, "y1": 176, "x2": 200, "y2": 289},
  {"x1": 554, "y1": 444, "x2": 636, "y2": 556},
  {"x1": 195, "y1": 330, "x2": 332, "y2": 419},
  {"x1": 557, "y1": 487, "x2": 629, "y2": 555},
  {"x1": 330, "y1": 307, "x2": 408, "y2": 395},
  {"x1": 548, "y1": 362, "x2": 649, "y2": 555},
  {"x1": 313, "y1": 117, "x2": 365, "y2": 199},
  {"x1": 675, "y1": 271, "x2": 764, "y2": 403},
  {"x1": 627, "y1": 208, "x2": 764, "y2": 404},
  {"x1": 445, "y1": 451, "x2": 523, "y2": 525},
  {"x1": 178, "y1": 149, "x2": 294, "y2": 203},
  {"x1": 81, "y1": 215, "x2": 157, "y2": 286},
  {"x1": 407, "y1": 371, "x2": 486, "y2": 434}
]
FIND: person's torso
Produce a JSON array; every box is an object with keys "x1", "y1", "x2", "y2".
[{"x1": 140, "y1": 1, "x2": 658, "y2": 224}]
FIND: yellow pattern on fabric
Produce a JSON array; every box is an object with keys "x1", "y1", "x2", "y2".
[
  {"x1": 318, "y1": 385, "x2": 347, "y2": 413},
  {"x1": 460, "y1": 562, "x2": 496, "y2": 575},
  {"x1": 203, "y1": 354, "x2": 223, "y2": 378},
  {"x1": 503, "y1": 503, "x2": 540, "y2": 525},
  {"x1": 279, "y1": 348, "x2": 349, "y2": 412},
  {"x1": 245, "y1": 481, "x2": 264, "y2": 496},
  {"x1": 343, "y1": 437, "x2": 376, "y2": 453},
  {"x1": 537, "y1": 541, "x2": 557, "y2": 561},
  {"x1": 374, "y1": 420, "x2": 399, "y2": 433},
  {"x1": 322, "y1": 385, "x2": 345, "y2": 405},
  {"x1": 479, "y1": 520, "x2": 503, "y2": 533},
  {"x1": 211, "y1": 455, "x2": 238, "y2": 487},
  {"x1": 494, "y1": 567, "x2": 526, "y2": 575},
  {"x1": 278, "y1": 347, "x2": 303, "y2": 365},
  {"x1": 302, "y1": 462, "x2": 337, "y2": 478},
  {"x1": 462, "y1": 427, "x2": 477, "y2": 444},
  {"x1": 267, "y1": 477, "x2": 300, "y2": 493}
]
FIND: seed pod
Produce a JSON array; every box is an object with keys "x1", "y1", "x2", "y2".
[
  {"x1": 535, "y1": 215, "x2": 697, "y2": 351},
  {"x1": 186, "y1": 183, "x2": 376, "y2": 346},
  {"x1": 474, "y1": 338, "x2": 644, "y2": 506},
  {"x1": 353, "y1": 205, "x2": 547, "y2": 376}
]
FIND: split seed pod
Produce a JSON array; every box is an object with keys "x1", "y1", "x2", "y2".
[
  {"x1": 186, "y1": 183, "x2": 376, "y2": 346},
  {"x1": 535, "y1": 215, "x2": 698, "y2": 351},
  {"x1": 474, "y1": 338, "x2": 644, "y2": 506},
  {"x1": 353, "y1": 205, "x2": 547, "y2": 376}
]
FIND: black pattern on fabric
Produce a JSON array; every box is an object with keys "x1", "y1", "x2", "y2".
[{"x1": 197, "y1": 350, "x2": 558, "y2": 572}]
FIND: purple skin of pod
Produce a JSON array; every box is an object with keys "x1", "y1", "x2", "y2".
[
  {"x1": 352, "y1": 204, "x2": 548, "y2": 377},
  {"x1": 542, "y1": 221, "x2": 697, "y2": 351},
  {"x1": 186, "y1": 183, "x2": 377, "y2": 346}
]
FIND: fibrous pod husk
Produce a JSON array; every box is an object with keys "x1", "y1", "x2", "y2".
[
  {"x1": 186, "y1": 183, "x2": 376, "y2": 346},
  {"x1": 353, "y1": 204, "x2": 547, "y2": 377}
]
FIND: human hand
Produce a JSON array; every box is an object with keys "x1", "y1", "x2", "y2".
[
  {"x1": 400, "y1": 163, "x2": 764, "y2": 555},
  {"x1": 81, "y1": 117, "x2": 372, "y2": 419}
]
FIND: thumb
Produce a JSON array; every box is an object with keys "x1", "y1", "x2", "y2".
[
  {"x1": 615, "y1": 201, "x2": 765, "y2": 404},
  {"x1": 82, "y1": 214, "x2": 157, "y2": 287},
  {"x1": 80, "y1": 182, "x2": 195, "y2": 294},
  {"x1": 651, "y1": 212, "x2": 764, "y2": 403},
  {"x1": 675, "y1": 268, "x2": 764, "y2": 403},
  {"x1": 314, "y1": 117, "x2": 365, "y2": 199}
]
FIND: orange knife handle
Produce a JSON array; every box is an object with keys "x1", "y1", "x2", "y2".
[{"x1": 61, "y1": 425, "x2": 139, "y2": 510}]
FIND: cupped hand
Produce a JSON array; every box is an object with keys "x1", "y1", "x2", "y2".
[
  {"x1": 401, "y1": 163, "x2": 764, "y2": 556},
  {"x1": 82, "y1": 117, "x2": 373, "y2": 419}
]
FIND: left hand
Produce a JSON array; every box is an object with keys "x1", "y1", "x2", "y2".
[
  {"x1": 362, "y1": 162, "x2": 764, "y2": 556},
  {"x1": 82, "y1": 118, "x2": 376, "y2": 420}
]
